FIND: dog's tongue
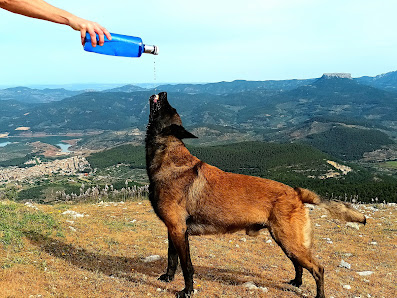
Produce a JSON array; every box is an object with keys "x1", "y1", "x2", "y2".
[{"x1": 153, "y1": 95, "x2": 159, "y2": 103}]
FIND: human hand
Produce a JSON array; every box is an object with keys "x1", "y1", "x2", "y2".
[{"x1": 67, "y1": 15, "x2": 111, "y2": 47}]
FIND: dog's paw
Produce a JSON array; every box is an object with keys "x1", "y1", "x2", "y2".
[
  {"x1": 175, "y1": 289, "x2": 193, "y2": 298},
  {"x1": 158, "y1": 273, "x2": 174, "y2": 282},
  {"x1": 288, "y1": 279, "x2": 302, "y2": 288}
]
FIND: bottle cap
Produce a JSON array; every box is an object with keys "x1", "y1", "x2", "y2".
[{"x1": 144, "y1": 45, "x2": 159, "y2": 55}]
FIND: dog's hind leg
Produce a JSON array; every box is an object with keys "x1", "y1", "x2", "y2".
[
  {"x1": 159, "y1": 232, "x2": 179, "y2": 282},
  {"x1": 289, "y1": 259, "x2": 303, "y2": 287},
  {"x1": 268, "y1": 229, "x2": 303, "y2": 287},
  {"x1": 269, "y1": 211, "x2": 325, "y2": 298}
]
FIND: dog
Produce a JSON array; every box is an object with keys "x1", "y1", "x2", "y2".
[{"x1": 145, "y1": 92, "x2": 366, "y2": 298}]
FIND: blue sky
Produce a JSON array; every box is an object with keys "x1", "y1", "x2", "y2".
[{"x1": 1, "y1": 0, "x2": 397, "y2": 87}]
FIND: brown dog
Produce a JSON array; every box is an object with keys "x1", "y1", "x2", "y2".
[{"x1": 145, "y1": 92, "x2": 366, "y2": 298}]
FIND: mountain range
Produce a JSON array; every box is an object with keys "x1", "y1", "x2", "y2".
[{"x1": 1, "y1": 71, "x2": 396, "y2": 161}]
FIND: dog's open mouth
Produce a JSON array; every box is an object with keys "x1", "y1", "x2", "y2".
[{"x1": 149, "y1": 92, "x2": 168, "y2": 118}]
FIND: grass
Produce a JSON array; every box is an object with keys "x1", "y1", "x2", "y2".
[
  {"x1": 0, "y1": 199, "x2": 396, "y2": 297},
  {"x1": 0, "y1": 201, "x2": 60, "y2": 249},
  {"x1": 380, "y1": 161, "x2": 397, "y2": 169}
]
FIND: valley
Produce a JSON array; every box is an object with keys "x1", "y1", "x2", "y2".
[{"x1": 0, "y1": 71, "x2": 396, "y2": 204}]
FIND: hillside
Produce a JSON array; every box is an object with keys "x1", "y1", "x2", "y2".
[
  {"x1": 0, "y1": 72, "x2": 396, "y2": 165},
  {"x1": 3, "y1": 76, "x2": 396, "y2": 138},
  {"x1": 85, "y1": 142, "x2": 397, "y2": 203},
  {"x1": 1, "y1": 91, "x2": 152, "y2": 133},
  {"x1": 356, "y1": 70, "x2": 397, "y2": 92},
  {"x1": 303, "y1": 125, "x2": 395, "y2": 160},
  {"x1": 0, "y1": 87, "x2": 82, "y2": 103},
  {"x1": 155, "y1": 79, "x2": 314, "y2": 94},
  {"x1": 0, "y1": 199, "x2": 395, "y2": 297}
]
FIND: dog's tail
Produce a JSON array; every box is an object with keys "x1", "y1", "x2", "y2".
[{"x1": 294, "y1": 187, "x2": 366, "y2": 224}]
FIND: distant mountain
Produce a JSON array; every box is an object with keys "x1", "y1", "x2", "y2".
[
  {"x1": 156, "y1": 79, "x2": 314, "y2": 95},
  {"x1": 0, "y1": 100, "x2": 30, "y2": 116},
  {"x1": 0, "y1": 87, "x2": 83, "y2": 103},
  {"x1": 2, "y1": 91, "x2": 152, "y2": 133},
  {"x1": 1, "y1": 73, "x2": 396, "y2": 161},
  {"x1": 356, "y1": 70, "x2": 397, "y2": 92},
  {"x1": 104, "y1": 84, "x2": 148, "y2": 92}
]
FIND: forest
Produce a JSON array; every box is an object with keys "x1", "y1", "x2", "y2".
[{"x1": 87, "y1": 142, "x2": 397, "y2": 203}]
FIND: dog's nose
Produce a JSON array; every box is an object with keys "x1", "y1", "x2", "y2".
[{"x1": 150, "y1": 94, "x2": 159, "y2": 102}]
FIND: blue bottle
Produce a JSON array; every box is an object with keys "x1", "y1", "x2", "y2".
[{"x1": 84, "y1": 32, "x2": 158, "y2": 57}]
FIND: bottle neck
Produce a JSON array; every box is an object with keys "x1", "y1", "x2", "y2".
[{"x1": 144, "y1": 45, "x2": 159, "y2": 55}]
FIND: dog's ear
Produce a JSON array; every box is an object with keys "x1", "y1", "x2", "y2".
[{"x1": 161, "y1": 124, "x2": 198, "y2": 139}]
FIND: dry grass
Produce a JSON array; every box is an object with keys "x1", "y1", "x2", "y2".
[{"x1": 0, "y1": 200, "x2": 396, "y2": 298}]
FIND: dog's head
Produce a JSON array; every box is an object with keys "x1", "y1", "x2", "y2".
[{"x1": 148, "y1": 92, "x2": 197, "y2": 140}]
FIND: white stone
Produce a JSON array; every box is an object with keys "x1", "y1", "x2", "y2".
[
  {"x1": 143, "y1": 255, "x2": 161, "y2": 263},
  {"x1": 346, "y1": 222, "x2": 360, "y2": 230},
  {"x1": 243, "y1": 281, "x2": 257, "y2": 290},
  {"x1": 62, "y1": 210, "x2": 85, "y2": 219},
  {"x1": 259, "y1": 287, "x2": 268, "y2": 293},
  {"x1": 343, "y1": 285, "x2": 351, "y2": 290},
  {"x1": 339, "y1": 260, "x2": 351, "y2": 269},
  {"x1": 25, "y1": 202, "x2": 39, "y2": 210},
  {"x1": 357, "y1": 271, "x2": 374, "y2": 276}
]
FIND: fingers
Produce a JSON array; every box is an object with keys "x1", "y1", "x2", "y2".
[
  {"x1": 80, "y1": 27, "x2": 87, "y2": 46},
  {"x1": 96, "y1": 27, "x2": 105, "y2": 47},
  {"x1": 102, "y1": 27, "x2": 112, "y2": 41},
  {"x1": 82, "y1": 23, "x2": 111, "y2": 47},
  {"x1": 69, "y1": 16, "x2": 111, "y2": 47},
  {"x1": 87, "y1": 26, "x2": 97, "y2": 47}
]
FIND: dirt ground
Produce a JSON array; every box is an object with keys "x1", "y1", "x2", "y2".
[{"x1": 0, "y1": 200, "x2": 396, "y2": 298}]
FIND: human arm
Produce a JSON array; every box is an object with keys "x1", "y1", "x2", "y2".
[{"x1": 0, "y1": 0, "x2": 111, "y2": 46}]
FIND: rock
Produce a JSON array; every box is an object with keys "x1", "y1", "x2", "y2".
[
  {"x1": 322, "y1": 73, "x2": 352, "y2": 79},
  {"x1": 259, "y1": 287, "x2": 268, "y2": 293},
  {"x1": 343, "y1": 285, "x2": 351, "y2": 290},
  {"x1": 357, "y1": 271, "x2": 374, "y2": 276},
  {"x1": 370, "y1": 241, "x2": 377, "y2": 245},
  {"x1": 243, "y1": 281, "x2": 257, "y2": 290},
  {"x1": 62, "y1": 210, "x2": 85, "y2": 219},
  {"x1": 143, "y1": 255, "x2": 161, "y2": 263},
  {"x1": 266, "y1": 239, "x2": 272, "y2": 244},
  {"x1": 346, "y1": 222, "x2": 360, "y2": 230},
  {"x1": 69, "y1": 226, "x2": 77, "y2": 232},
  {"x1": 240, "y1": 237, "x2": 247, "y2": 242},
  {"x1": 25, "y1": 202, "x2": 39, "y2": 210},
  {"x1": 339, "y1": 260, "x2": 351, "y2": 269}
]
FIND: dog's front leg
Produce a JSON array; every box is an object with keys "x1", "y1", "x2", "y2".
[
  {"x1": 159, "y1": 232, "x2": 179, "y2": 282},
  {"x1": 168, "y1": 226, "x2": 194, "y2": 298}
]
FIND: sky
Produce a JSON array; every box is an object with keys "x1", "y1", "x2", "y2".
[{"x1": 1, "y1": 0, "x2": 397, "y2": 87}]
